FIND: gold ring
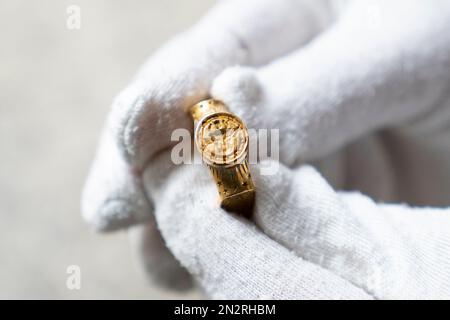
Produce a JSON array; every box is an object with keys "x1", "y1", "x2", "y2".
[{"x1": 189, "y1": 99, "x2": 255, "y2": 215}]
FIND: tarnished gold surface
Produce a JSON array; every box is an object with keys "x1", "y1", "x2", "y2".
[{"x1": 190, "y1": 99, "x2": 255, "y2": 215}]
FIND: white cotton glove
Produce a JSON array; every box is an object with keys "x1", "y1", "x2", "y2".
[
  {"x1": 82, "y1": 0, "x2": 450, "y2": 293},
  {"x1": 140, "y1": 152, "x2": 450, "y2": 299},
  {"x1": 82, "y1": 0, "x2": 333, "y2": 289}
]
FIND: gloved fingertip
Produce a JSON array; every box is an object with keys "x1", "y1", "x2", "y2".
[
  {"x1": 81, "y1": 124, "x2": 154, "y2": 232},
  {"x1": 211, "y1": 66, "x2": 262, "y2": 107},
  {"x1": 107, "y1": 81, "x2": 150, "y2": 166}
]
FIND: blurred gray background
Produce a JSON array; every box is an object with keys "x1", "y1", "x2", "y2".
[{"x1": 0, "y1": 0, "x2": 214, "y2": 299}]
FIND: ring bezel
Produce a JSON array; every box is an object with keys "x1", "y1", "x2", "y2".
[{"x1": 194, "y1": 111, "x2": 249, "y2": 168}]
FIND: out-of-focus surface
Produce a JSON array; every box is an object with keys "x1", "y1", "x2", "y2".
[{"x1": 0, "y1": 0, "x2": 213, "y2": 299}]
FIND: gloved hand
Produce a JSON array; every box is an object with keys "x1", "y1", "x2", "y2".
[
  {"x1": 82, "y1": 0, "x2": 450, "y2": 296},
  {"x1": 138, "y1": 151, "x2": 450, "y2": 299}
]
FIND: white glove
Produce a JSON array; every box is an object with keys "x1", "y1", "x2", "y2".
[
  {"x1": 82, "y1": 0, "x2": 450, "y2": 294},
  {"x1": 139, "y1": 152, "x2": 450, "y2": 299}
]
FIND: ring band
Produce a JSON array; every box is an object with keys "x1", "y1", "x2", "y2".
[{"x1": 189, "y1": 99, "x2": 255, "y2": 215}]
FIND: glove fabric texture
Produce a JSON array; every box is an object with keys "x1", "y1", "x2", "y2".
[{"x1": 82, "y1": 0, "x2": 450, "y2": 299}]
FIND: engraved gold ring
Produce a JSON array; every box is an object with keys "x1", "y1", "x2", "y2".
[{"x1": 189, "y1": 99, "x2": 255, "y2": 215}]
